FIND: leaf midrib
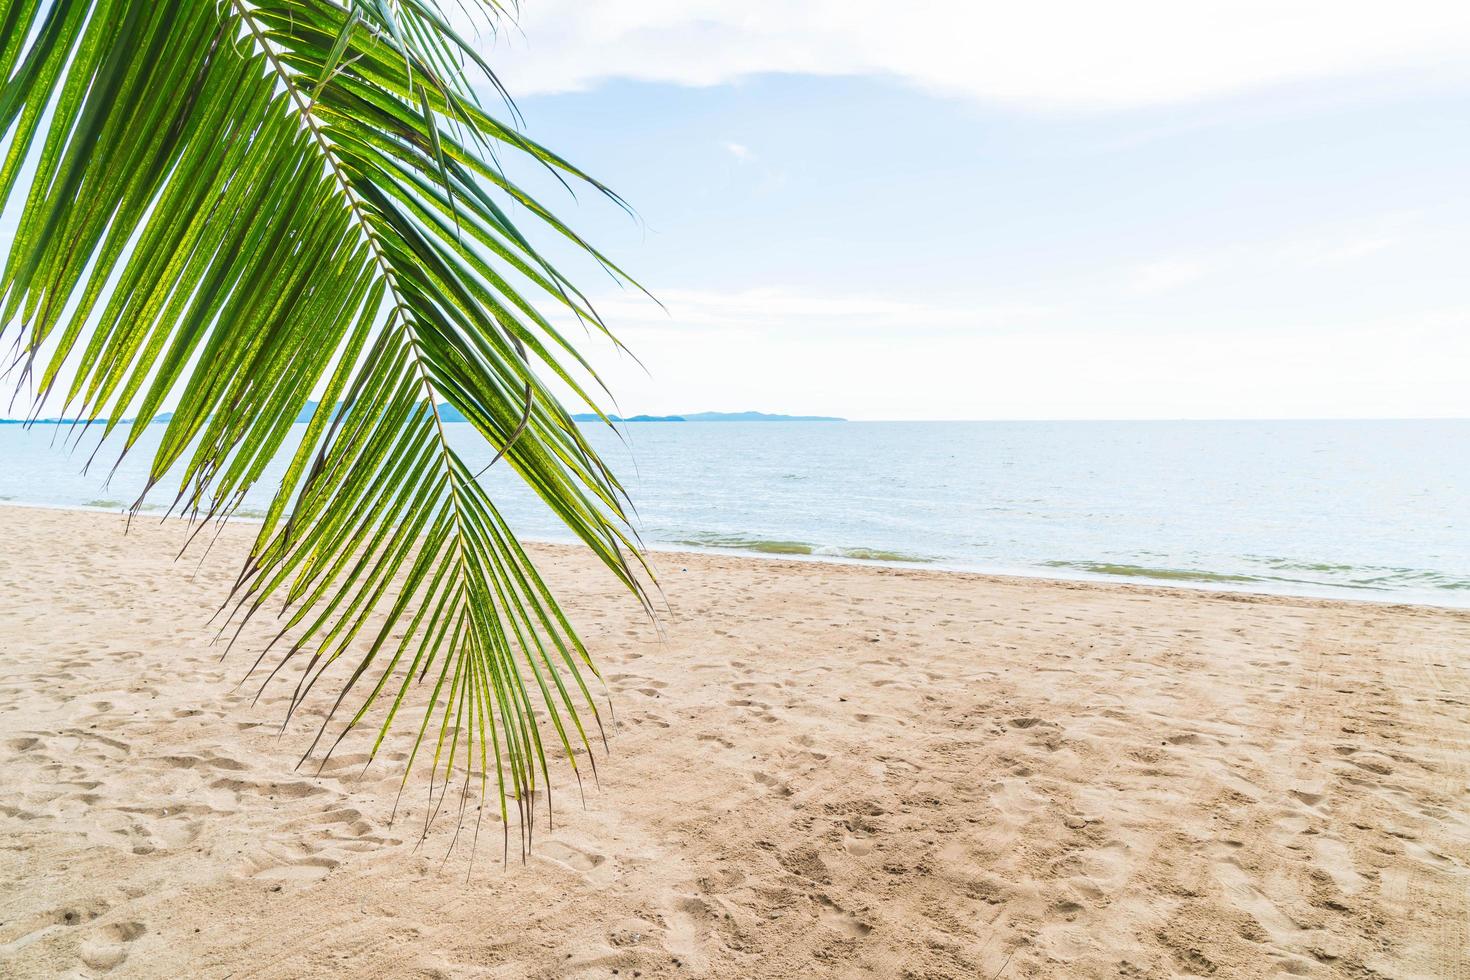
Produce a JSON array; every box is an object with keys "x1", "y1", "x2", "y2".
[{"x1": 230, "y1": 0, "x2": 476, "y2": 582}]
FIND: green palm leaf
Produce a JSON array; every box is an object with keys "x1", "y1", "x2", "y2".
[{"x1": 0, "y1": 0, "x2": 653, "y2": 856}]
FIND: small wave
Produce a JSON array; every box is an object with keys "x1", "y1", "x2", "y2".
[
  {"x1": 676, "y1": 535, "x2": 816, "y2": 555},
  {"x1": 1046, "y1": 558, "x2": 1470, "y2": 595},
  {"x1": 675, "y1": 534, "x2": 932, "y2": 564},
  {"x1": 1250, "y1": 557, "x2": 1470, "y2": 591},
  {"x1": 1255, "y1": 557, "x2": 1360, "y2": 574},
  {"x1": 831, "y1": 547, "x2": 934, "y2": 563},
  {"x1": 1042, "y1": 560, "x2": 1263, "y2": 585}
]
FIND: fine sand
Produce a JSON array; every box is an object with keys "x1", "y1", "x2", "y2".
[{"x1": 1, "y1": 504, "x2": 1468, "y2": 978}]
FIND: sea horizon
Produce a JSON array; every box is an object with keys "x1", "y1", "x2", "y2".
[{"x1": 5, "y1": 414, "x2": 1467, "y2": 424}]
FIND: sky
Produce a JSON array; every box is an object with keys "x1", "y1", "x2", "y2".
[
  {"x1": 464, "y1": 0, "x2": 1470, "y2": 420},
  {"x1": 3, "y1": 3, "x2": 1468, "y2": 422}
]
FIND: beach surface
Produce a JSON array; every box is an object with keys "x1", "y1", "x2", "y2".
[{"x1": 1, "y1": 504, "x2": 1467, "y2": 978}]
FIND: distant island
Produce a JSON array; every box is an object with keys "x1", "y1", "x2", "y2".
[
  {"x1": 570, "y1": 411, "x2": 845, "y2": 423},
  {"x1": 299, "y1": 404, "x2": 845, "y2": 424},
  {"x1": 4, "y1": 405, "x2": 845, "y2": 425},
  {"x1": 3, "y1": 400, "x2": 344, "y2": 426}
]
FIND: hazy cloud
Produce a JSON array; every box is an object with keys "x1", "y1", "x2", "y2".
[
  {"x1": 568, "y1": 291, "x2": 1470, "y2": 419},
  {"x1": 1276, "y1": 234, "x2": 1399, "y2": 267},
  {"x1": 1129, "y1": 258, "x2": 1207, "y2": 294},
  {"x1": 585, "y1": 286, "x2": 1055, "y2": 338},
  {"x1": 482, "y1": 1, "x2": 1470, "y2": 110}
]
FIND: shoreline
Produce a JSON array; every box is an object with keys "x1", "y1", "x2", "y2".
[
  {"x1": 3, "y1": 499, "x2": 1465, "y2": 614},
  {"x1": 633, "y1": 540, "x2": 1470, "y2": 613}
]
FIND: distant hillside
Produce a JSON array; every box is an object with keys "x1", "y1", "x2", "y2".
[
  {"x1": 569, "y1": 413, "x2": 685, "y2": 423},
  {"x1": 682, "y1": 411, "x2": 844, "y2": 422},
  {"x1": 568, "y1": 410, "x2": 844, "y2": 423},
  {"x1": 0, "y1": 417, "x2": 105, "y2": 425},
  {"x1": 5, "y1": 405, "x2": 844, "y2": 425},
  {"x1": 301, "y1": 406, "x2": 845, "y2": 424}
]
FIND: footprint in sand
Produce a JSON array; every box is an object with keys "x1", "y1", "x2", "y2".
[
  {"x1": 79, "y1": 921, "x2": 146, "y2": 971},
  {"x1": 1311, "y1": 836, "x2": 1365, "y2": 895},
  {"x1": 696, "y1": 733, "x2": 735, "y2": 750},
  {"x1": 660, "y1": 895, "x2": 715, "y2": 973},
  {"x1": 753, "y1": 771, "x2": 794, "y2": 797},
  {"x1": 314, "y1": 751, "x2": 374, "y2": 776},
  {"x1": 1212, "y1": 855, "x2": 1300, "y2": 946},
  {"x1": 540, "y1": 840, "x2": 608, "y2": 875},
  {"x1": 814, "y1": 894, "x2": 872, "y2": 937},
  {"x1": 253, "y1": 854, "x2": 341, "y2": 882}
]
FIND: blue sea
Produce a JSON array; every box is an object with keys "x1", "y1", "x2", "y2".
[{"x1": 1, "y1": 419, "x2": 1465, "y2": 607}]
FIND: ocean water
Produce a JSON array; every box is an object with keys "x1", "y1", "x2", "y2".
[{"x1": 0, "y1": 419, "x2": 1465, "y2": 607}]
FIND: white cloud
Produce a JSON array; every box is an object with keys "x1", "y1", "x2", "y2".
[
  {"x1": 1276, "y1": 234, "x2": 1398, "y2": 267},
  {"x1": 723, "y1": 141, "x2": 752, "y2": 161},
  {"x1": 586, "y1": 286, "x2": 1054, "y2": 336},
  {"x1": 1122, "y1": 217, "x2": 1410, "y2": 295},
  {"x1": 568, "y1": 288, "x2": 1470, "y2": 420},
  {"x1": 1128, "y1": 258, "x2": 1206, "y2": 294},
  {"x1": 483, "y1": 1, "x2": 1470, "y2": 110}
]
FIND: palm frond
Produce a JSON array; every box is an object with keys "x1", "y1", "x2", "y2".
[{"x1": 0, "y1": 0, "x2": 652, "y2": 855}]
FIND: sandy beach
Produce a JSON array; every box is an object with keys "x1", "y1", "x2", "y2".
[{"x1": 1, "y1": 504, "x2": 1467, "y2": 978}]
